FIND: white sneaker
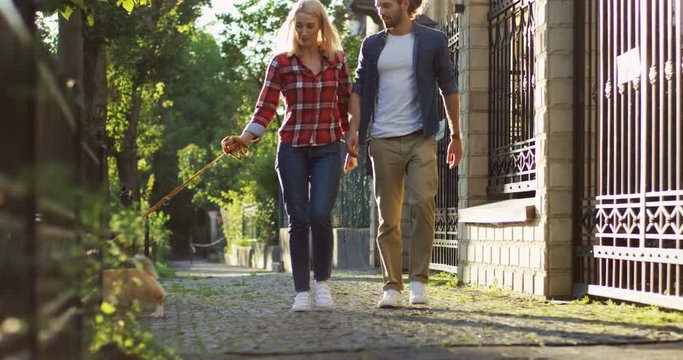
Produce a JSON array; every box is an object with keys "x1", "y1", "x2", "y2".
[
  {"x1": 291, "y1": 292, "x2": 311, "y2": 312},
  {"x1": 377, "y1": 289, "x2": 404, "y2": 308},
  {"x1": 314, "y1": 281, "x2": 334, "y2": 309},
  {"x1": 409, "y1": 281, "x2": 428, "y2": 305}
]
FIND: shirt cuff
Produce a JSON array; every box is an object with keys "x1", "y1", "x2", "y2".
[
  {"x1": 351, "y1": 83, "x2": 363, "y2": 95},
  {"x1": 440, "y1": 82, "x2": 459, "y2": 95},
  {"x1": 244, "y1": 123, "x2": 266, "y2": 138}
]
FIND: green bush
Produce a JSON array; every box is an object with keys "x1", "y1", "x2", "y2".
[
  {"x1": 90, "y1": 301, "x2": 179, "y2": 359},
  {"x1": 90, "y1": 204, "x2": 176, "y2": 357}
]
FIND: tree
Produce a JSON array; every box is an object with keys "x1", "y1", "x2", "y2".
[
  {"x1": 100, "y1": 0, "x2": 207, "y2": 206},
  {"x1": 148, "y1": 30, "x2": 241, "y2": 244}
]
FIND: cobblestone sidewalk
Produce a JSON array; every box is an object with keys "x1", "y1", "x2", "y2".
[{"x1": 141, "y1": 261, "x2": 683, "y2": 359}]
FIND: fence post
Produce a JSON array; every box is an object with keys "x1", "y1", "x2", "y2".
[{"x1": 0, "y1": 2, "x2": 38, "y2": 358}]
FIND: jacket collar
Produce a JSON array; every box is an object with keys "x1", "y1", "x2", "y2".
[{"x1": 378, "y1": 21, "x2": 424, "y2": 42}]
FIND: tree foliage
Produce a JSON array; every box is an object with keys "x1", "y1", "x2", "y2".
[
  {"x1": 41, "y1": 0, "x2": 151, "y2": 26},
  {"x1": 100, "y1": 0, "x2": 207, "y2": 206},
  {"x1": 151, "y1": 29, "x2": 241, "y2": 243}
]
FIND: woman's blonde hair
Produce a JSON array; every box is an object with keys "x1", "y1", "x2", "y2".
[{"x1": 275, "y1": 0, "x2": 343, "y2": 59}]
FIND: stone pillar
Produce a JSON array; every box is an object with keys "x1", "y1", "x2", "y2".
[
  {"x1": 422, "y1": 0, "x2": 452, "y2": 23},
  {"x1": 534, "y1": 0, "x2": 575, "y2": 297},
  {"x1": 453, "y1": 0, "x2": 576, "y2": 298},
  {"x1": 458, "y1": 0, "x2": 490, "y2": 209},
  {"x1": 455, "y1": 0, "x2": 492, "y2": 287}
]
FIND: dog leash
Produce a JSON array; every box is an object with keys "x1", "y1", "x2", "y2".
[
  {"x1": 141, "y1": 153, "x2": 225, "y2": 219},
  {"x1": 143, "y1": 140, "x2": 251, "y2": 219},
  {"x1": 105, "y1": 137, "x2": 251, "y2": 248}
]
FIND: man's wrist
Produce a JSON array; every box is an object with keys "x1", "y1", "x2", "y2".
[{"x1": 450, "y1": 133, "x2": 461, "y2": 139}]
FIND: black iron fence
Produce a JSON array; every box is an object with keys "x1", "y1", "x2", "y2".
[
  {"x1": 431, "y1": 11, "x2": 461, "y2": 273},
  {"x1": 488, "y1": 0, "x2": 536, "y2": 195},
  {"x1": 0, "y1": 4, "x2": 105, "y2": 358},
  {"x1": 335, "y1": 147, "x2": 371, "y2": 228},
  {"x1": 575, "y1": 0, "x2": 683, "y2": 310}
]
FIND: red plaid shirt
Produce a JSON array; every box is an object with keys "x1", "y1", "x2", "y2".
[{"x1": 245, "y1": 52, "x2": 351, "y2": 147}]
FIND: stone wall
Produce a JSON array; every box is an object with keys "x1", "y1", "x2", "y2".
[
  {"x1": 459, "y1": 200, "x2": 546, "y2": 295},
  {"x1": 533, "y1": 0, "x2": 575, "y2": 297},
  {"x1": 451, "y1": 0, "x2": 576, "y2": 298},
  {"x1": 224, "y1": 244, "x2": 281, "y2": 272},
  {"x1": 279, "y1": 228, "x2": 373, "y2": 272}
]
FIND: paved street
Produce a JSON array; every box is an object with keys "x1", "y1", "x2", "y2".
[{"x1": 142, "y1": 261, "x2": 683, "y2": 359}]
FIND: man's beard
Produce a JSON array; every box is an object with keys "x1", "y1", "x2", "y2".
[{"x1": 382, "y1": 15, "x2": 398, "y2": 29}]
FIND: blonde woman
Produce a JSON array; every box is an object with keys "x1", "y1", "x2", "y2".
[{"x1": 221, "y1": 0, "x2": 350, "y2": 312}]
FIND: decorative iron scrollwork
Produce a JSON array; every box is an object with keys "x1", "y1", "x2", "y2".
[
  {"x1": 488, "y1": 0, "x2": 536, "y2": 195},
  {"x1": 432, "y1": 11, "x2": 460, "y2": 272},
  {"x1": 649, "y1": 65, "x2": 658, "y2": 85},
  {"x1": 664, "y1": 60, "x2": 673, "y2": 81}
]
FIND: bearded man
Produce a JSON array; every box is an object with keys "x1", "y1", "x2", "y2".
[{"x1": 345, "y1": 0, "x2": 463, "y2": 308}]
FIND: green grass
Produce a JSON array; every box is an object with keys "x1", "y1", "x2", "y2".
[
  {"x1": 572, "y1": 300, "x2": 683, "y2": 325},
  {"x1": 167, "y1": 283, "x2": 191, "y2": 294},
  {"x1": 425, "y1": 272, "x2": 683, "y2": 329},
  {"x1": 429, "y1": 271, "x2": 459, "y2": 289},
  {"x1": 155, "y1": 261, "x2": 176, "y2": 278},
  {"x1": 166, "y1": 282, "x2": 224, "y2": 297},
  {"x1": 230, "y1": 279, "x2": 248, "y2": 286}
]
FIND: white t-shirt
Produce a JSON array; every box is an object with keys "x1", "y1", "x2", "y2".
[{"x1": 371, "y1": 33, "x2": 423, "y2": 138}]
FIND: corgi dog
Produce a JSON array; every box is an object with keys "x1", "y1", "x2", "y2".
[{"x1": 102, "y1": 254, "x2": 165, "y2": 317}]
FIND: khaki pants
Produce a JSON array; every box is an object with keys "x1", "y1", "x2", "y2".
[{"x1": 368, "y1": 133, "x2": 438, "y2": 291}]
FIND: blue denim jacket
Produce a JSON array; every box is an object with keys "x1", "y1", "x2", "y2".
[{"x1": 352, "y1": 22, "x2": 459, "y2": 145}]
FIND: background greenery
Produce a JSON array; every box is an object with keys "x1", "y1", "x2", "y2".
[{"x1": 35, "y1": 0, "x2": 366, "y2": 356}]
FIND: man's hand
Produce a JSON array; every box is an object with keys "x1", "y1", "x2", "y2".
[
  {"x1": 447, "y1": 137, "x2": 463, "y2": 169},
  {"x1": 345, "y1": 131, "x2": 359, "y2": 157},
  {"x1": 344, "y1": 131, "x2": 360, "y2": 173},
  {"x1": 344, "y1": 154, "x2": 358, "y2": 173}
]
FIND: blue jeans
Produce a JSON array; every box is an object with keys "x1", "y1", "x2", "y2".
[{"x1": 276, "y1": 141, "x2": 342, "y2": 292}]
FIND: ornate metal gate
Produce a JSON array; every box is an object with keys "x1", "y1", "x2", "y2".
[
  {"x1": 431, "y1": 12, "x2": 461, "y2": 273},
  {"x1": 575, "y1": 0, "x2": 683, "y2": 310},
  {"x1": 488, "y1": 0, "x2": 536, "y2": 195}
]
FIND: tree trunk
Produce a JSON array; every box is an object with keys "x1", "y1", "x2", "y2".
[
  {"x1": 58, "y1": 10, "x2": 83, "y2": 86},
  {"x1": 115, "y1": 85, "x2": 142, "y2": 205},
  {"x1": 83, "y1": 34, "x2": 107, "y2": 188}
]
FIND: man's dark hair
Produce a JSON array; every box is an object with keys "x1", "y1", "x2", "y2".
[
  {"x1": 392, "y1": 0, "x2": 424, "y2": 19},
  {"x1": 406, "y1": 0, "x2": 423, "y2": 18}
]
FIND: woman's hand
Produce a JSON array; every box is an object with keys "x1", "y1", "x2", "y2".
[{"x1": 221, "y1": 135, "x2": 251, "y2": 159}]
